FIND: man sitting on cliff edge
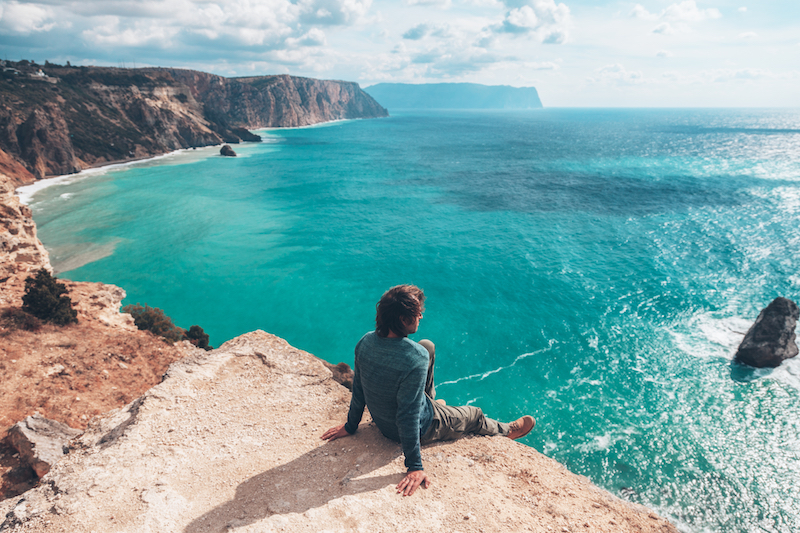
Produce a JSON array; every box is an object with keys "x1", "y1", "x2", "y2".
[{"x1": 322, "y1": 284, "x2": 535, "y2": 496}]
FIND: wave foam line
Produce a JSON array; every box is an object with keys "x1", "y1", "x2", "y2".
[
  {"x1": 438, "y1": 340, "x2": 556, "y2": 387},
  {"x1": 15, "y1": 149, "x2": 189, "y2": 205}
]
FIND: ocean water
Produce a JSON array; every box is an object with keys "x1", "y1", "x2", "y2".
[{"x1": 22, "y1": 108, "x2": 800, "y2": 532}]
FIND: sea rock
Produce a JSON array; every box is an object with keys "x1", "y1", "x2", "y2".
[
  {"x1": 231, "y1": 127, "x2": 262, "y2": 142},
  {"x1": 7, "y1": 415, "x2": 82, "y2": 478},
  {"x1": 219, "y1": 144, "x2": 236, "y2": 157},
  {"x1": 735, "y1": 297, "x2": 800, "y2": 368}
]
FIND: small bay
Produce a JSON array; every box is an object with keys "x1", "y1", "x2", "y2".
[{"x1": 25, "y1": 108, "x2": 800, "y2": 532}]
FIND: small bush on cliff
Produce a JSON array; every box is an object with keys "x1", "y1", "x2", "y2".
[
  {"x1": 0, "y1": 308, "x2": 43, "y2": 332},
  {"x1": 21, "y1": 269, "x2": 78, "y2": 325},
  {"x1": 185, "y1": 325, "x2": 213, "y2": 351},
  {"x1": 122, "y1": 304, "x2": 184, "y2": 343}
]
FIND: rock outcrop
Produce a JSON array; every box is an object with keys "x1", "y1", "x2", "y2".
[
  {"x1": 0, "y1": 61, "x2": 388, "y2": 180},
  {"x1": 735, "y1": 297, "x2": 800, "y2": 367},
  {"x1": 0, "y1": 331, "x2": 678, "y2": 533},
  {"x1": 219, "y1": 144, "x2": 236, "y2": 157},
  {"x1": 7, "y1": 415, "x2": 81, "y2": 478},
  {"x1": 0, "y1": 170, "x2": 197, "y2": 499},
  {"x1": 0, "y1": 175, "x2": 50, "y2": 294}
]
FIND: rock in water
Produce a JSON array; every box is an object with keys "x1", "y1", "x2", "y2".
[
  {"x1": 220, "y1": 145, "x2": 237, "y2": 157},
  {"x1": 7, "y1": 415, "x2": 82, "y2": 477},
  {"x1": 735, "y1": 297, "x2": 800, "y2": 368}
]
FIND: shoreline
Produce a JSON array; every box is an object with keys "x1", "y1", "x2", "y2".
[
  {"x1": 13, "y1": 117, "x2": 364, "y2": 205},
  {"x1": 16, "y1": 142, "x2": 259, "y2": 205}
]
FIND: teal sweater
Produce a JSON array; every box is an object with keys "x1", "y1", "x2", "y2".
[{"x1": 345, "y1": 331, "x2": 434, "y2": 471}]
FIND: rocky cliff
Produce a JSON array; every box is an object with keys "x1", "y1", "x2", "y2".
[
  {"x1": 0, "y1": 330, "x2": 678, "y2": 533},
  {"x1": 0, "y1": 61, "x2": 388, "y2": 179},
  {"x1": 0, "y1": 169, "x2": 195, "y2": 498}
]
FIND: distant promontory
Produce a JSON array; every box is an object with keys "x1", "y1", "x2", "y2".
[
  {"x1": 364, "y1": 82, "x2": 543, "y2": 111},
  {"x1": 0, "y1": 61, "x2": 388, "y2": 181}
]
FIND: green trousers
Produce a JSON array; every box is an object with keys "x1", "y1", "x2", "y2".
[{"x1": 417, "y1": 339, "x2": 510, "y2": 443}]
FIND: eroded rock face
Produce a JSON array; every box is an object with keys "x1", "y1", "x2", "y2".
[
  {"x1": 17, "y1": 104, "x2": 81, "y2": 179},
  {"x1": 7, "y1": 415, "x2": 82, "y2": 478},
  {"x1": 0, "y1": 63, "x2": 387, "y2": 180},
  {"x1": 0, "y1": 173, "x2": 51, "y2": 296},
  {"x1": 219, "y1": 144, "x2": 236, "y2": 157},
  {"x1": 735, "y1": 297, "x2": 800, "y2": 368}
]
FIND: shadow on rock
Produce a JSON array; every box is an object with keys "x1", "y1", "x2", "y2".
[{"x1": 184, "y1": 425, "x2": 401, "y2": 532}]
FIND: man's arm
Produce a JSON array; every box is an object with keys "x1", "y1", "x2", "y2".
[
  {"x1": 394, "y1": 361, "x2": 427, "y2": 472},
  {"x1": 322, "y1": 351, "x2": 365, "y2": 441}
]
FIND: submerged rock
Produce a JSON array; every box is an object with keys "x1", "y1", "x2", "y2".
[
  {"x1": 7, "y1": 414, "x2": 82, "y2": 478},
  {"x1": 735, "y1": 297, "x2": 799, "y2": 368},
  {"x1": 219, "y1": 145, "x2": 236, "y2": 157}
]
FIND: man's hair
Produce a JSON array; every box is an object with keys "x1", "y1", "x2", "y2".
[{"x1": 375, "y1": 284, "x2": 425, "y2": 338}]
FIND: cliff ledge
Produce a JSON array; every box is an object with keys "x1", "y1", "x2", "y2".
[{"x1": 1, "y1": 330, "x2": 677, "y2": 532}]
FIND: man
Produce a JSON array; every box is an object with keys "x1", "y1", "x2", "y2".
[{"x1": 322, "y1": 284, "x2": 535, "y2": 496}]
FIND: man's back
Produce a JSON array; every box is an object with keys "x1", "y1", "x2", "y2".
[{"x1": 346, "y1": 331, "x2": 434, "y2": 470}]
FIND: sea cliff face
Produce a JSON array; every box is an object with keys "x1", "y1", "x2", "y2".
[{"x1": 0, "y1": 62, "x2": 388, "y2": 180}]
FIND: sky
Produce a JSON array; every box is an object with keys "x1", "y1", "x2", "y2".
[{"x1": 0, "y1": 0, "x2": 798, "y2": 106}]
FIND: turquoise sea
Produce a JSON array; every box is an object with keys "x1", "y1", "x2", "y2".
[{"x1": 21, "y1": 109, "x2": 800, "y2": 532}]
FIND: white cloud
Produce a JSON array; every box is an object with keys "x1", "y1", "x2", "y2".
[
  {"x1": 631, "y1": 4, "x2": 658, "y2": 21},
  {"x1": 662, "y1": 1, "x2": 721, "y2": 22},
  {"x1": 493, "y1": 0, "x2": 571, "y2": 44},
  {"x1": 709, "y1": 68, "x2": 773, "y2": 82},
  {"x1": 738, "y1": 31, "x2": 757, "y2": 39},
  {"x1": 588, "y1": 63, "x2": 646, "y2": 85},
  {"x1": 656, "y1": 50, "x2": 673, "y2": 58},
  {"x1": 632, "y1": 1, "x2": 721, "y2": 35},
  {"x1": 738, "y1": 6, "x2": 747, "y2": 13},
  {"x1": 406, "y1": 0, "x2": 452, "y2": 6},
  {"x1": 0, "y1": 1, "x2": 57, "y2": 34},
  {"x1": 287, "y1": 28, "x2": 328, "y2": 47},
  {"x1": 652, "y1": 22, "x2": 674, "y2": 35},
  {"x1": 297, "y1": 0, "x2": 373, "y2": 25},
  {"x1": 528, "y1": 60, "x2": 559, "y2": 69}
]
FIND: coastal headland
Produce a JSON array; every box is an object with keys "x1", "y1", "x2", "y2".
[
  {"x1": 0, "y1": 60, "x2": 388, "y2": 180},
  {"x1": 0, "y1": 63, "x2": 677, "y2": 531}
]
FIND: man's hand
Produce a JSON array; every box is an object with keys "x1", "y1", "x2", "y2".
[
  {"x1": 321, "y1": 424, "x2": 351, "y2": 441},
  {"x1": 396, "y1": 470, "x2": 430, "y2": 496}
]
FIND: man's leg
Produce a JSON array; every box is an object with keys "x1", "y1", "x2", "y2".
[
  {"x1": 421, "y1": 401, "x2": 511, "y2": 443},
  {"x1": 418, "y1": 339, "x2": 436, "y2": 400}
]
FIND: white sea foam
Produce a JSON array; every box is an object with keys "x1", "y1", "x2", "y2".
[
  {"x1": 14, "y1": 141, "x2": 260, "y2": 205},
  {"x1": 666, "y1": 311, "x2": 752, "y2": 360},
  {"x1": 438, "y1": 339, "x2": 557, "y2": 387},
  {"x1": 16, "y1": 149, "x2": 187, "y2": 205}
]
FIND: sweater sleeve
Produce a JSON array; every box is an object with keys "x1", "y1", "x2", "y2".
[
  {"x1": 344, "y1": 348, "x2": 365, "y2": 434},
  {"x1": 395, "y1": 363, "x2": 428, "y2": 471}
]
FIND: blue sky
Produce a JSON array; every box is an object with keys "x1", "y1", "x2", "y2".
[{"x1": 1, "y1": 0, "x2": 797, "y2": 106}]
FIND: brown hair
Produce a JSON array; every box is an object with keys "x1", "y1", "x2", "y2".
[{"x1": 375, "y1": 284, "x2": 425, "y2": 338}]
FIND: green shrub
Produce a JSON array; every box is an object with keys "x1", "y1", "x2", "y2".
[
  {"x1": 21, "y1": 269, "x2": 78, "y2": 325},
  {"x1": 0, "y1": 308, "x2": 43, "y2": 332},
  {"x1": 185, "y1": 325, "x2": 213, "y2": 351},
  {"x1": 122, "y1": 303, "x2": 184, "y2": 343}
]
